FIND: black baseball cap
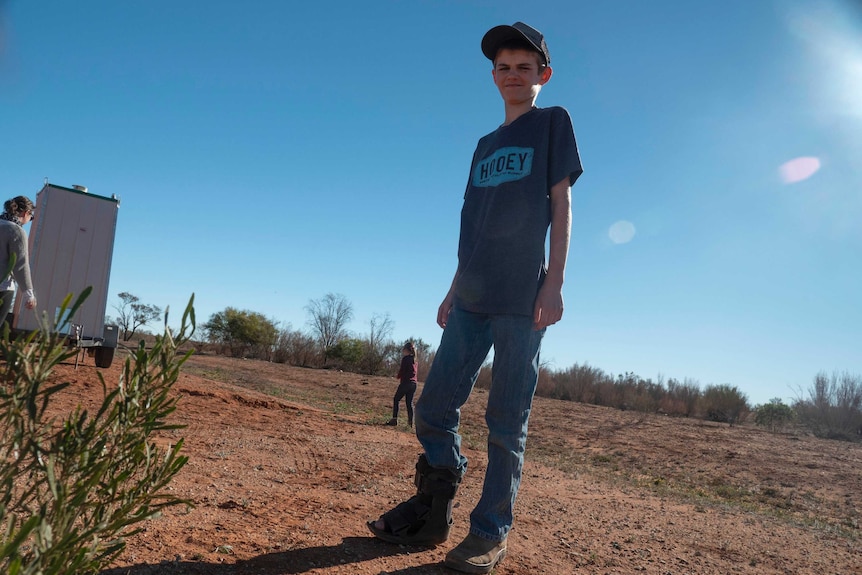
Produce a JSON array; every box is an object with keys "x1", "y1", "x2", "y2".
[{"x1": 481, "y1": 22, "x2": 550, "y2": 66}]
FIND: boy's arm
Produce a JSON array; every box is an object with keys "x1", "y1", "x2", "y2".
[{"x1": 533, "y1": 176, "x2": 572, "y2": 330}]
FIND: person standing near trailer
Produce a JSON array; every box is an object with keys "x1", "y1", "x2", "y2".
[{"x1": 0, "y1": 195, "x2": 37, "y2": 327}]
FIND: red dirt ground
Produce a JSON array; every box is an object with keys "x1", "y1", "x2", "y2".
[{"x1": 44, "y1": 352, "x2": 861, "y2": 575}]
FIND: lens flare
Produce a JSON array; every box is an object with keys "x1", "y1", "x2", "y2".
[
  {"x1": 778, "y1": 156, "x2": 821, "y2": 184},
  {"x1": 609, "y1": 220, "x2": 636, "y2": 244}
]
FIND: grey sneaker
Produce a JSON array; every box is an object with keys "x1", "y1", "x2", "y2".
[{"x1": 444, "y1": 533, "x2": 507, "y2": 574}]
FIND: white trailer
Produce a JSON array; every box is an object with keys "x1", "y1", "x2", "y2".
[{"x1": 13, "y1": 182, "x2": 120, "y2": 367}]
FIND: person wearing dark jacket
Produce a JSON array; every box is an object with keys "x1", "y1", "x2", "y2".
[{"x1": 388, "y1": 341, "x2": 418, "y2": 427}]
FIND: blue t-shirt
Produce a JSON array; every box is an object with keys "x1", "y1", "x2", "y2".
[{"x1": 453, "y1": 106, "x2": 582, "y2": 316}]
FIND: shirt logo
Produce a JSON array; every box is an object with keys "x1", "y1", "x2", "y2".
[{"x1": 472, "y1": 147, "x2": 534, "y2": 188}]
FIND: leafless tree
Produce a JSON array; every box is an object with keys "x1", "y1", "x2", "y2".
[
  {"x1": 360, "y1": 312, "x2": 394, "y2": 375},
  {"x1": 796, "y1": 371, "x2": 862, "y2": 440},
  {"x1": 271, "y1": 324, "x2": 318, "y2": 367},
  {"x1": 305, "y1": 293, "x2": 353, "y2": 365}
]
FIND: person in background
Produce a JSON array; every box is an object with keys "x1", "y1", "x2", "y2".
[
  {"x1": 388, "y1": 341, "x2": 418, "y2": 427},
  {"x1": 0, "y1": 195, "x2": 37, "y2": 327}
]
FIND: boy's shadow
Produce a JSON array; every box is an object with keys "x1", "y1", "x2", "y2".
[{"x1": 99, "y1": 536, "x2": 452, "y2": 574}]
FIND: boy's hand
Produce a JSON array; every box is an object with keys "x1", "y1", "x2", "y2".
[
  {"x1": 437, "y1": 291, "x2": 455, "y2": 329},
  {"x1": 533, "y1": 283, "x2": 563, "y2": 330}
]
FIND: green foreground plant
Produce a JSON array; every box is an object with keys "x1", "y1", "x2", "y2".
[{"x1": 0, "y1": 290, "x2": 195, "y2": 575}]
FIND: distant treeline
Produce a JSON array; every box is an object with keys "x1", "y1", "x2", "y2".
[{"x1": 148, "y1": 294, "x2": 861, "y2": 443}]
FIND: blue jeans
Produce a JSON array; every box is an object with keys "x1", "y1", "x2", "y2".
[{"x1": 415, "y1": 306, "x2": 545, "y2": 542}]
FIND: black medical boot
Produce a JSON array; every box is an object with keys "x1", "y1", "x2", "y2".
[{"x1": 367, "y1": 454, "x2": 461, "y2": 546}]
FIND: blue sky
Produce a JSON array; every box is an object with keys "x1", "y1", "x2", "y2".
[{"x1": 2, "y1": 0, "x2": 860, "y2": 406}]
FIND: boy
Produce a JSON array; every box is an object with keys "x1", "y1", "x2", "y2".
[{"x1": 368, "y1": 22, "x2": 582, "y2": 573}]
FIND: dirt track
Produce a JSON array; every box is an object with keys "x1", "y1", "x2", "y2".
[{"x1": 44, "y1": 352, "x2": 861, "y2": 574}]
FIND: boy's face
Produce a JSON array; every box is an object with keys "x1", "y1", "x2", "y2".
[{"x1": 492, "y1": 48, "x2": 552, "y2": 106}]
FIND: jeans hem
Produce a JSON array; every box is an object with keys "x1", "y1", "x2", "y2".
[{"x1": 468, "y1": 526, "x2": 508, "y2": 543}]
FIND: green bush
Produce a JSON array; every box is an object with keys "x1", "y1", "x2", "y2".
[
  {"x1": 202, "y1": 307, "x2": 277, "y2": 359},
  {"x1": 328, "y1": 338, "x2": 364, "y2": 372},
  {"x1": 754, "y1": 398, "x2": 795, "y2": 432},
  {"x1": 0, "y1": 290, "x2": 194, "y2": 575}
]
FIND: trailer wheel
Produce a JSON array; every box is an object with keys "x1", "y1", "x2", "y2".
[{"x1": 94, "y1": 347, "x2": 115, "y2": 368}]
